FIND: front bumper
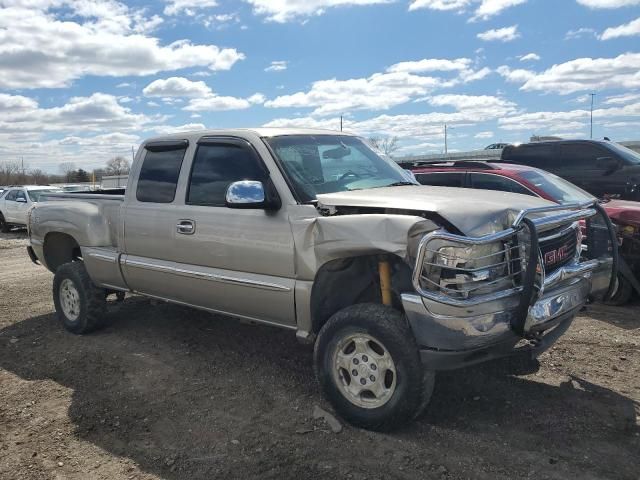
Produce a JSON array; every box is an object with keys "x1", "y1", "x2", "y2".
[
  {"x1": 404, "y1": 200, "x2": 617, "y2": 371},
  {"x1": 403, "y1": 277, "x2": 589, "y2": 370}
]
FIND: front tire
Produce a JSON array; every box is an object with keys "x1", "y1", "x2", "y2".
[
  {"x1": 0, "y1": 213, "x2": 9, "y2": 233},
  {"x1": 53, "y1": 262, "x2": 107, "y2": 334},
  {"x1": 605, "y1": 273, "x2": 633, "y2": 306},
  {"x1": 314, "y1": 304, "x2": 434, "y2": 431}
]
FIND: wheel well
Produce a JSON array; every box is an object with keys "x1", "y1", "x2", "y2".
[
  {"x1": 43, "y1": 232, "x2": 82, "y2": 272},
  {"x1": 309, "y1": 254, "x2": 413, "y2": 335}
]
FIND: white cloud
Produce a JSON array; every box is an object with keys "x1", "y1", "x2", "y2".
[
  {"x1": 426, "y1": 94, "x2": 517, "y2": 116},
  {"x1": 143, "y1": 77, "x2": 213, "y2": 98},
  {"x1": 498, "y1": 101, "x2": 640, "y2": 131},
  {"x1": 409, "y1": 0, "x2": 471, "y2": 10},
  {"x1": 565, "y1": 27, "x2": 597, "y2": 39},
  {"x1": 513, "y1": 53, "x2": 640, "y2": 94},
  {"x1": 471, "y1": 0, "x2": 527, "y2": 21},
  {"x1": 265, "y1": 72, "x2": 443, "y2": 115},
  {"x1": 474, "y1": 131, "x2": 494, "y2": 138},
  {"x1": 603, "y1": 92, "x2": 640, "y2": 104},
  {"x1": 183, "y1": 96, "x2": 252, "y2": 111},
  {"x1": 519, "y1": 52, "x2": 540, "y2": 61},
  {"x1": 152, "y1": 123, "x2": 207, "y2": 135},
  {"x1": 164, "y1": 0, "x2": 219, "y2": 16},
  {"x1": 141, "y1": 76, "x2": 264, "y2": 111},
  {"x1": 408, "y1": 0, "x2": 526, "y2": 20},
  {"x1": 387, "y1": 57, "x2": 472, "y2": 73},
  {"x1": 59, "y1": 132, "x2": 141, "y2": 147},
  {"x1": 265, "y1": 61, "x2": 288, "y2": 72},
  {"x1": 477, "y1": 25, "x2": 520, "y2": 41},
  {"x1": 0, "y1": 93, "x2": 156, "y2": 134},
  {"x1": 0, "y1": 1, "x2": 244, "y2": 89},
  {"x1": 264, "y1": 94, "x2": 517, "y2": 139},
  {"x1": 265, "y1": 59, "x2": 491, "y2": 115},
  {"x1": 600, "y1": 17, "x2": 640, "y2": 40},
  {"x1": 496, "y1": 65, "x2": 535, "y2": 83},
  {"x1": 0, "y1": 93, "x2": 39, "y2": 111},
  {"x1": 244, "y1": 0, "x2": 394, "y2": 22},
  {"x1": 576, "y1": 0, "x2": 640, "y2": 8}
]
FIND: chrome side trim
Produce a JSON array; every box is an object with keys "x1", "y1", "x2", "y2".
[
  {"x1": 173, "y1": 266, "x2": 292, "y2": 292},
  {"x1": 88, "y1": 252, "x2": 118, "y2": 263},
  {"x1": 125, "y1": 258, "x2": 173, "y2": 274},
  {"x1": 134, "y1": 291, "x2": 297, "y2": 331},
  {"x1": 125, "y1": 258, "x2": 292, "y2": 292}
]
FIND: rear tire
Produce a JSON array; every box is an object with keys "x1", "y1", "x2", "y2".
[
  {"x1": 0, "y1": 213, "x2": 9, "y2": 233},
  {"x1": 605, "y1": 273, "x2": 633, "y2": 306},
  {"x1": 314, "y1": 303, "x2": 434, "y2": 431},
  {"x1": 53, "y1": 262, "x2": 107, "y2": 334}
]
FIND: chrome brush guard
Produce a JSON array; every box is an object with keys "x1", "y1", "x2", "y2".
[{"x1": 411, "y1": 200, "x2": 618, "y2": 334}]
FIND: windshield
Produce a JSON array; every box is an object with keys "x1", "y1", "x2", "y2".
[
  {"x1": 27, "y1": 189, "x2": 59, "y2": 202},
  {"x1": 264, "y1": 135, "x2": 414, "y2": 202},
  {"x1": 518, "y1": 170, "x2": 594, "y2": 203},
  {"x1": 605, "y1": 142, "x2": 640, "y2": 165}
]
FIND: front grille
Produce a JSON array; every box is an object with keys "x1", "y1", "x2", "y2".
[{"x1": 539, "y1": 226, "x2": 577, "y2": 273}]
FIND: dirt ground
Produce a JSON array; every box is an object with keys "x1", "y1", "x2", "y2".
[{"x1": 0, "y1": 230, "x2": 638, "y2": 480}]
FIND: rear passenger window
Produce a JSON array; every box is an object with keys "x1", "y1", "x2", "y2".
[
  {"x1": 503, "y1": 145, "x2": 558, "y2": 170},
  {"x1": 5, "y1": 190, "x2": 17, "y2": 201},
  {"x1": 560, "y1": 144, "x2": 604, "y2": 168},
  {"x1": 136, "y1": 144, "x2": 187, "y2": 203},
  {"x1": 187, "y1": 143, "x2": 267, "y2": 207},
  {"x1": 469, "y1": 173, "x2": 535, "y2": 196},
  {"x1": 416, "y1": 172, "x2": 465, "y2": 187}
]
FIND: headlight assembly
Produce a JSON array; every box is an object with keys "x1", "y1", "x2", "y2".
[{"x1": 419, "y1": 238, "x2": 521, "y2": 300}]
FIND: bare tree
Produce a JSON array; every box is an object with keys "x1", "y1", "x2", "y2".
[
  {"x1": 105, "y1": 156, "x2": 130, "y2": 176},
  {"x1": 368, "y1": 136, "x2": 400, "y2": 157},
  {"x1": 29, "y1": 168, "x2": 48, "y2": 185},
  {"x1": 0, "y1": 161, "x2": 22, "y2": 185},
  {"x1": 58, "y1": 162, "x2": 77, "y2": 182}
]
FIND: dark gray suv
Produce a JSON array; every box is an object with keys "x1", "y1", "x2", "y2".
[{"x1": 501, "y1": 140, "x2": 640, "y2": 201}]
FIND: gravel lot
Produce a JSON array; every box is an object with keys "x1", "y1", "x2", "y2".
[{"x1": 0, "y1": 230, "x2": 638, "y2": 480}]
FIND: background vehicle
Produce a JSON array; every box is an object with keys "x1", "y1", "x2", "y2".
[
  {"x1": 485, "y1": 143, "x2": 510, "y2": 150},
  {"x1": 0, "y1": 185, "x2": 60, "y2": 232},
  {"x1": 409, "y1": 160, "x2": 640, "y2": 305},
  {"x1": 501, "y1": 140, "x2": 640, "y2": 201},
  {"x1": 27, "y1": 129, "x2": 616, "y2": 430}
]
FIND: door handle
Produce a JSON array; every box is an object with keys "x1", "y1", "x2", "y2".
[{"x1": 176, "y1": 220, "x2": 195, "y2": 235}]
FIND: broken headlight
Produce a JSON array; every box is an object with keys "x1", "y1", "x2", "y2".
[{"x1": 418, "y1": 239, "x2": 520, "y2": 300}]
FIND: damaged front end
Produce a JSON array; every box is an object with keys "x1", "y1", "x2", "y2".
[{"x1": 403, "y1": 201, "x2": 618, "y2": 370}]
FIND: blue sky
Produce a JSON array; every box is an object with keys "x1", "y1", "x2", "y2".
[{"x1": 1, "y1": 0, "x2": 639, "y2": 172}]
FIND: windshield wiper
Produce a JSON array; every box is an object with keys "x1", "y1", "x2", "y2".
[{"x1": 385, "y1": 181, "x2": 417, "y2": 187}]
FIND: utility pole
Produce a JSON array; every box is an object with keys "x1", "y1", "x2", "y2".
[
  {"x1": 21, "y1": 157, "x2": 24, "y2": 176},
  {"x1": 340, "y1": 115, "x2": 343, "y2": 132},
  {"x1": 590, "y1": 93, "x2": 596, "y2": 139},
  {"x1": 131, "y1": 146, "x2": 135, "y2": 162},
  {"x1": 444, "y1": 124, "x2": 448, "y2": 154}
]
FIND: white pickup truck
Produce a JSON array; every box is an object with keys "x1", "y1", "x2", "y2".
[{"x1": 27, "y1": 128, "x2": 617, "y2": 430}]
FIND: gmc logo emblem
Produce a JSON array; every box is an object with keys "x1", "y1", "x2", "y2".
[{"x1": 544, "y1": 244, "x2": 571, "y2": 266}]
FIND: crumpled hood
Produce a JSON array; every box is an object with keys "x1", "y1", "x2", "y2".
[
  {"x1": 603, "y1": 200, "x2": 640, "y2": 228},
  {"x1": 316, "y1": 185, "x2": 556, "y2": 236}
]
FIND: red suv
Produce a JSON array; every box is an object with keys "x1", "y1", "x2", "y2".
[{"x1": 407, "y1": 160, "x2": 640, "y2": 305}]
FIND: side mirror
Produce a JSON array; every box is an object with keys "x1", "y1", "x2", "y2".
[
  {"x1": 16, "y1": 197, "x2": 27, "y2": 203},
  {"x1": 596, "y1": 156, "x2": 621, "y2": 174},
  {"x1": 226, "y1": 180, "x2": 279, "y2": 210}
]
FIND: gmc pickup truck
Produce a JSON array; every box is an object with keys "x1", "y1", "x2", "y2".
[{"x1": 27, "y1": 129, "x2": 617, "y2": 430}]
